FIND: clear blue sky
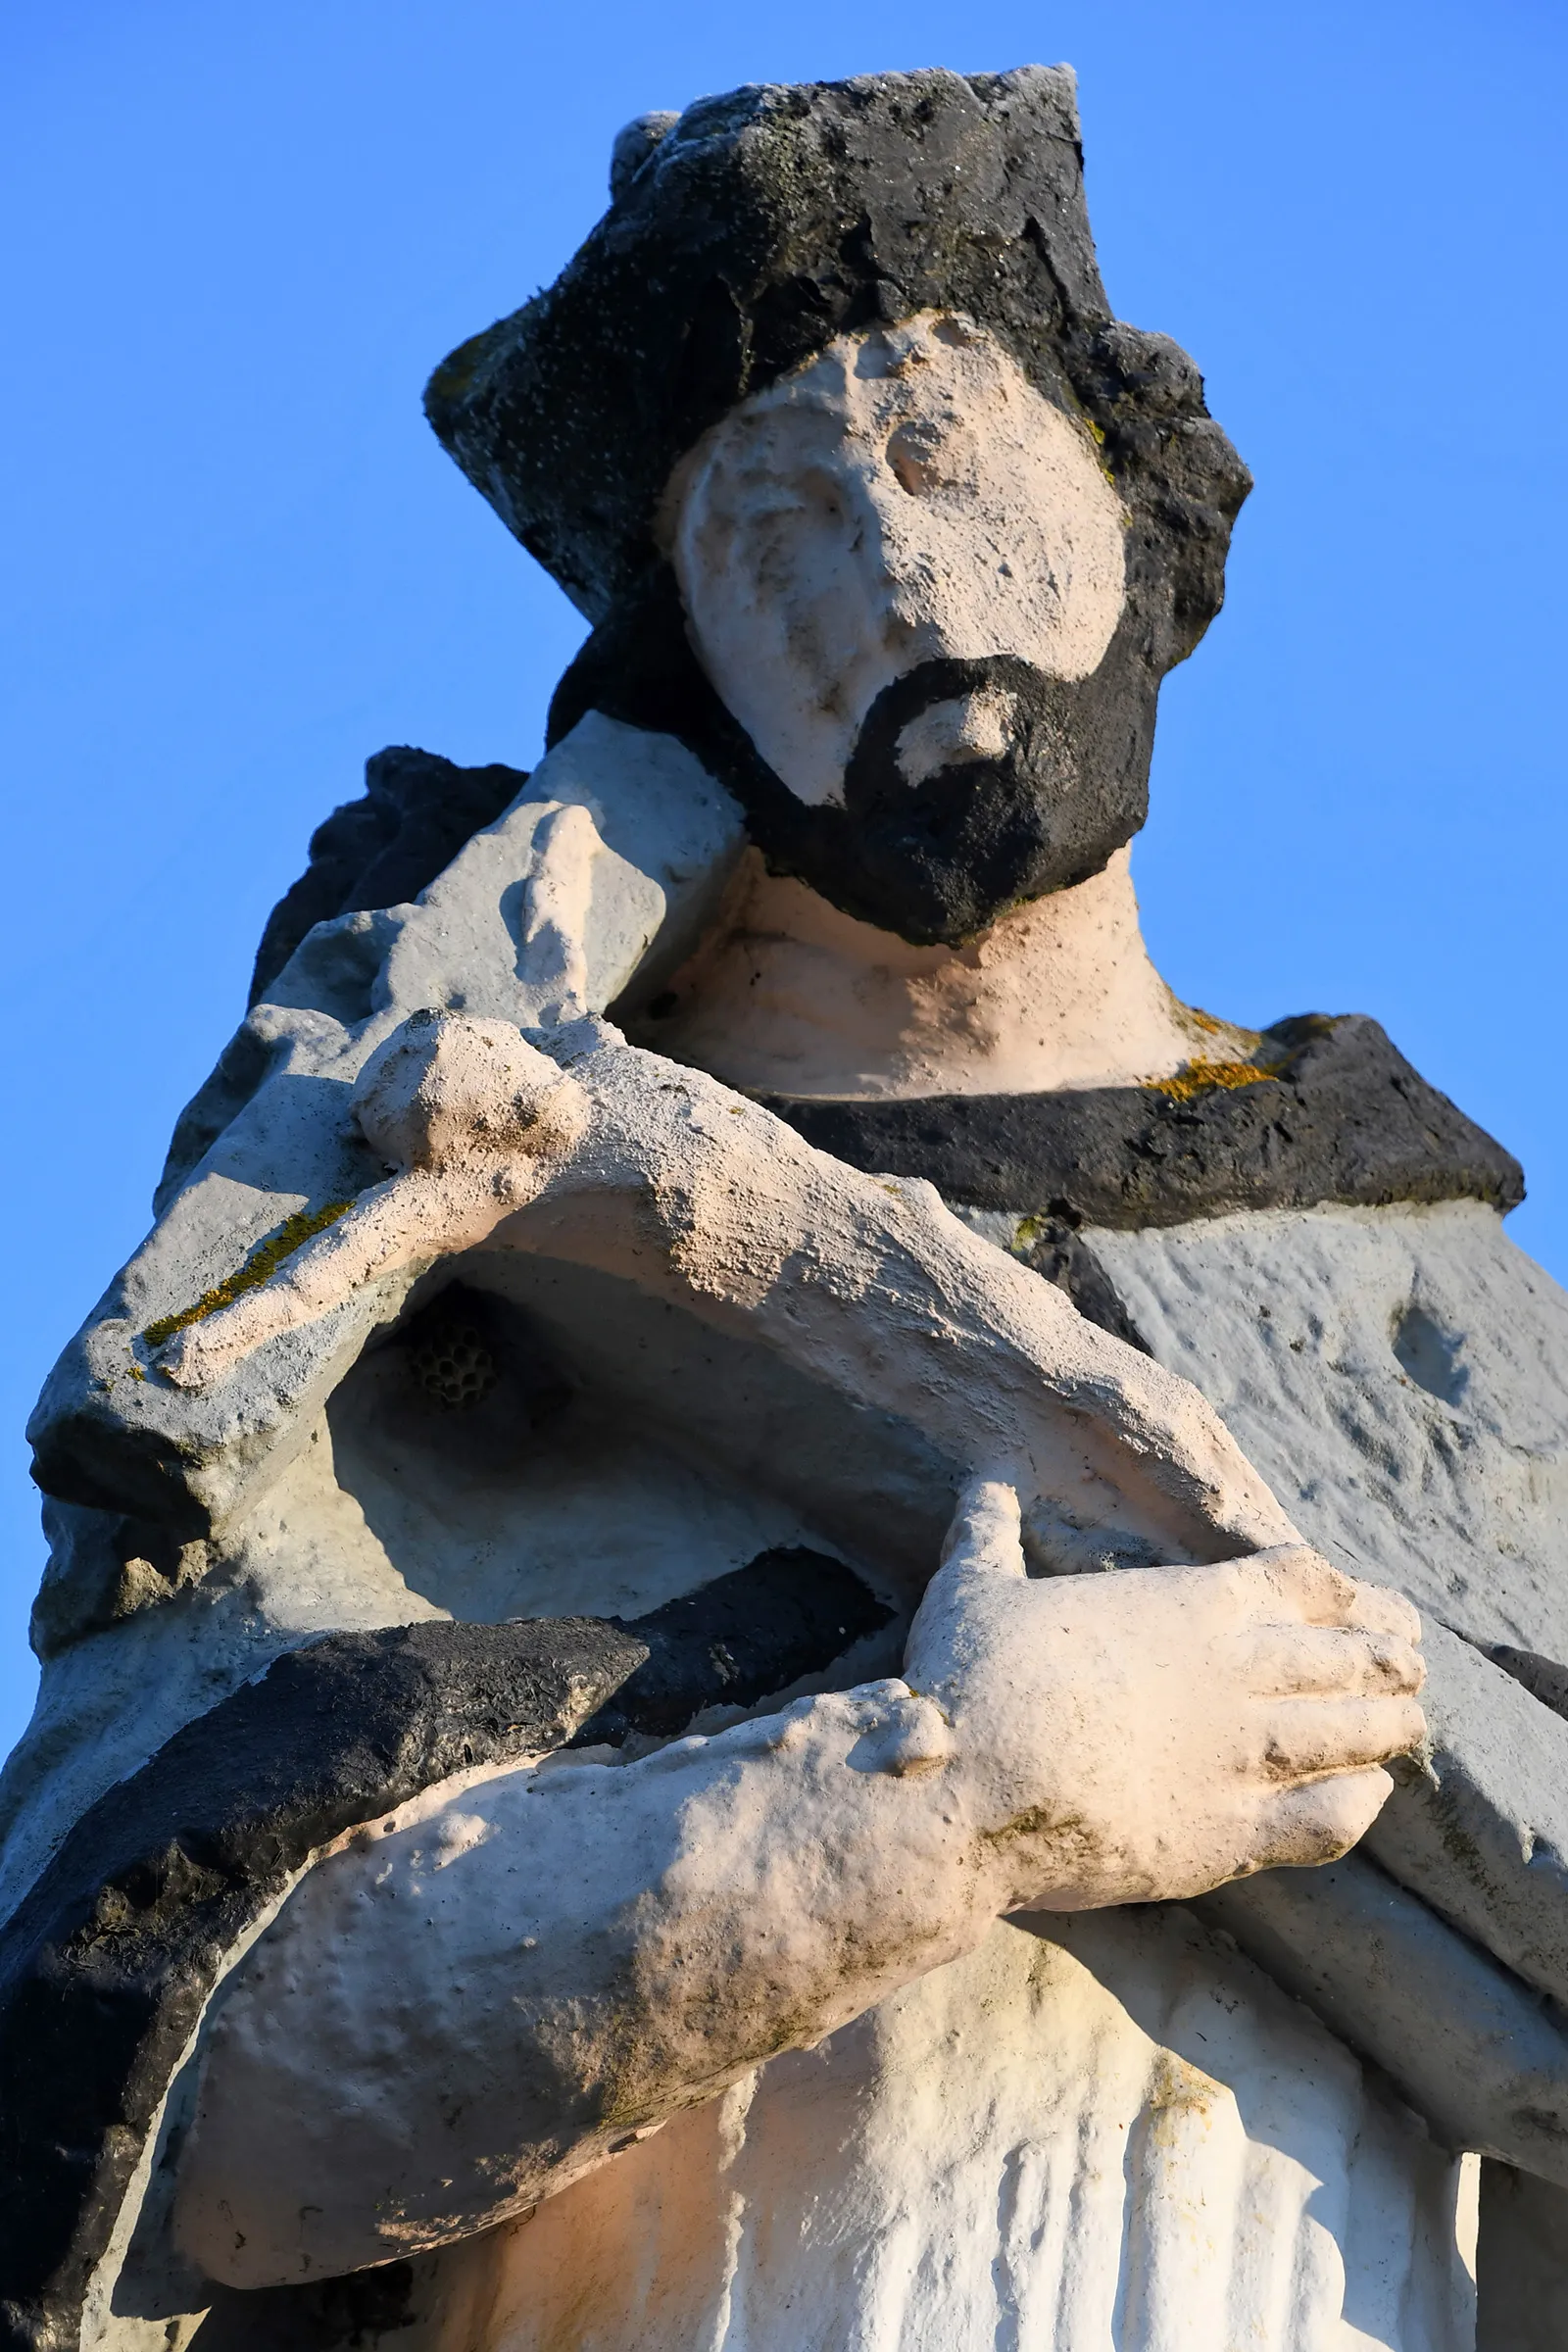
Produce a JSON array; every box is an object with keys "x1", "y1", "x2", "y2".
[{"x1": 2, "y1": 0, "x2": 1563, "y2": 1762}]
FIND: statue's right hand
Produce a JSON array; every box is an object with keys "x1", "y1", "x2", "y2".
[{"x1": 904, "y1": 1481, "x2": 1426, "y2": 1914}]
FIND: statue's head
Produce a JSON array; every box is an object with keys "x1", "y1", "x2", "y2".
[{"x1": 426, "y1": 68, "x2": 1250, "y2": 945}]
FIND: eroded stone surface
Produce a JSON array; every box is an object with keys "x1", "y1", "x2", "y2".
[
  {"x1": 1364, "y1": 1618, "x2": 1568, "y2": 2013},
  {"x1": 11, "y1": 710, "x2": 1405, "y2": 2346},
  {"x1": 466, "y1": 68, "x2": 1250, "y2": 947},
  {"x1": 1085, "y1": 1199, "x2": 1568, "y2": 1655},
  {"x1": 0, "y1": 1619, "x2": 649, "y2": 2352},
  {"x1": 7, "y1": 708, "x2": 1552, "y2": 2352},
  {"x1": 180, "y1": 1914, "x2": 1478, "y2": 2352},
  {"x1": 1200, "y1": 1850, "x2": 1568, "y2": 2184},
  {"x1": 246, "y1": 747, "x2": 528, "y2": 1011},
  {"x1": 666, "y1": 315, "x2": 1127, "y2": 807},
  {"x1": 7, "y1": 51, "x2": 1562, "y2": 2352},
  {"x1": 150, "y1": 711, "x2": 745, "y2": 1221},
  {"x1": 174, "y1": 1506, "x2": 1420, "y2": 2287},
  {"x1": 6, "y1": 721, "x2": 1548, "y2": 2348},
  {"x1": 763, "y1": 1017, "x2": 1524, "y2": 1225}
]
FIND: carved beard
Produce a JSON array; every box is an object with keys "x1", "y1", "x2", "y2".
[{"x1": 547, "y1": 573, "x2": 1160, "y2": 947}]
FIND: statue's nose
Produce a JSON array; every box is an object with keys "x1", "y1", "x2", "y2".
[{"x1": 895, "y1": 687, "x2": 1018, "y2": 787}]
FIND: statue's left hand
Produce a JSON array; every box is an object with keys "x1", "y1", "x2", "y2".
[{"x1": 905, "y1": 1480, "x2": 1426, "y2": 1913}]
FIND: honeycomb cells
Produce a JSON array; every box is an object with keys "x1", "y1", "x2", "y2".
[{"x1": 407, "y1": 1314, "x2": 499, "y2": 1410}]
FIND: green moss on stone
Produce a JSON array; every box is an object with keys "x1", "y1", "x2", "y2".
[{"x1": 142, "y1": 1200, "x2": 353, "y2": 1351}]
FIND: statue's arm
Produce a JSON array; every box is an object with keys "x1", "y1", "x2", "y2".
[
  {"x1": 174, "y1": 1682, "x2": 992, "y2": 2289},
  {"x1": 174, "y1": 1490, "x2": 1421, "y2": 2289}
]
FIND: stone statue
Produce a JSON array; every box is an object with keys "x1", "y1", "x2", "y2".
[{"x1": 4, "y1": 66, "x2": 1567, "y2": 2352}]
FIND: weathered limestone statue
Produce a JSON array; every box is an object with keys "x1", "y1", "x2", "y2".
[{"x1": 6, "y1": 67, "x2": 1568, "y2": 2352}]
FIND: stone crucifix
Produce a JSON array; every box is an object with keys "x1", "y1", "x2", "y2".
[{"x1": 5, "y1": 66, "x2": 1568, "y2": 2352}]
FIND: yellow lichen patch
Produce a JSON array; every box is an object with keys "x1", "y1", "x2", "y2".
[
  {"x1": 1144, "y1": 1059, "x2": 1271, "y2": 1104},
  {"x1": 142, "y1": 1200, "x2": 353, "y2": 1351}
]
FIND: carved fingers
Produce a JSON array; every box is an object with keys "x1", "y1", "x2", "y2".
[
  {"x1": 906, "y1": 1487, "x2": 1427, "y2": 1916},
  {"x1": 903, "y1": 1477, "x2": 1029, "y2": 1707},
  {"x1": 1197, "y1": 1560, "x2": 1426, "y2": 1887},
  {"x1": 1243, "y1": 1770, "x2": 1398, "y2": 1874},
  {"x1": 1259, "y1": 1693, "x2": 1427, "y2": 1783},
  {"x1": 1240, "y1": 1542, "x2": 1422, "y2": 1642},
  {"x1": 1241, "y1": 1623, "x2": 1425, "y2": 1700},
  {"x1": 1223, "y1": 1544, "x2": 1426, "y2": 1781},
  {"x1": 156, "y1": 1015, "x2": 589, "y2": 1391},
  {"x1": 936, "y1": 1477, "x2": 1029, "y2": 1585}
]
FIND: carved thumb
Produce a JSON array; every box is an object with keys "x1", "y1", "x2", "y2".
[
  {"x1": 904, "y1": 1477, "x2": 1026, "y2": 1704},
  {"x1": 940, "y1": 1478, "x2": 1026, "y2": 1576}
]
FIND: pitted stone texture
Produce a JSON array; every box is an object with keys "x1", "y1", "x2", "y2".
[
  {"x1": 1073, "y1": 1195, "x2": 1568, "y2": 2104},
  {"x1": 0, "y1": 1619, "x2": 649, "y2": 2352},
  {"x1": 608, "y1": 112, "x2": 679, "y2": 205},
  {"x1": 2, "y1": 1276, "x2": 918, "y2": 1942},
  {"x1": 115, "y1": 1020, "x2": 1298, "y2": 1578},
  {"x1": 152, "y1": 714, "x2": 745, "y2": 1217},
  {"x1": 32, "y1": 719, "x2": 745, "y2": 1544},
  {"x1": 171, "y1": 1508, "x2": 1422, "y2": 2289},
  {"x1": 8, "y1": 717, "x2": 747, "y2": 1940},
  {"x1": 177, "y1": 1514, "x2": 1429, "y2": 2285},
  {"x1": 223, "y1": 1913, "x2": 1473, "y2": 2352},
  {"x1": 0, "y1": 1554, "x2": 889, "y2": 2352},
  {"x1": 36, "y1": 990, "x2": 1297, "y2": 1599},
  {"x1": 425, "y1": 67, "x2": 1244, "y2": 660},
  {"x1": 351, "y1": 1016, "x2": 588, "y2": 1175},
  {"x1": 13, "y1": 954, "x2": 1311, "y2": 1968},
  {"x1": 247, "y1": 747, "x2": 528, "y2": 1010},
  {"x1": 667, "y1": 315, "x2": 1128, "y2": 807},
  {"x1": 763, "y1": 1015, "x2": 1524, "y2": 1226},
  {"x1": 1084, "y1": 1198, "x2": 1568, "y2": 1659},
  {"x1": 434, "y1": 67, "x2": 1250, "y2": 947},
  {"x1": 5, "y1": 55, "x2": 1545, "y2": 2352},
  {"x1": 1, "y1": 1423, "x2": 440, "y2": 1929}
]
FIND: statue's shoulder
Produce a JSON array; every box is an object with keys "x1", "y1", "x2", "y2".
[
  {"x1": 760, "y1": 1010, "x2": 1525, "y2": 1234},
  {"x1": 768, "y1": 1022, "x2": 1564, "y2": 1663}
]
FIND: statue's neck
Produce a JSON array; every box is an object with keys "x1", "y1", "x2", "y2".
[{"x1": 631, "y1": 844, "x2": 1253, "y2": 1101}]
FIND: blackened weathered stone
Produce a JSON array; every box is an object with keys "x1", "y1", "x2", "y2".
[
  {"x1": 760, "y1": 1015, "x2": 1524, "y2": 1230},
  {"x1": 248, "y1": 747, "x2": 527, "y2": 1006},
  {"x1": 426, "y1": 69, "x2": 1249, "y2": 666},
  {"x1": 0, "y1": 1549, "x2": 889, "y2": 2352},
  {"x1": 1014, "y1": 1221, "x2": 1152, "y2": 1352},
  {"x1": 0, "y1": 1618, "x2": 642, "y2": 2352},
  {"x1": 578, "y1": 1548, "x2": 894, "y2": 1743},
  {"x1": 547, "y1": 581, "x2": 1161, "y2": 945},
  {"x1": 150, "y1": 748, "x2": 527, "y2": 1223},
  {"x1": 432, "y1": 68, "x2": 1250, "y2": 944}
]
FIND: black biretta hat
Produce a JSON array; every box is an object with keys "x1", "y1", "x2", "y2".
[{"x1": 423, "y1": 67, "x2": 1250, "y2": 655}]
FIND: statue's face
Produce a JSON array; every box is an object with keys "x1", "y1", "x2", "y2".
[
  {"x1": 656, "y1": 312, "x2": 1160, "y2": 941},
  {"x1": 664, "y1": 314, "x2": 1129, "y2": 810}
]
